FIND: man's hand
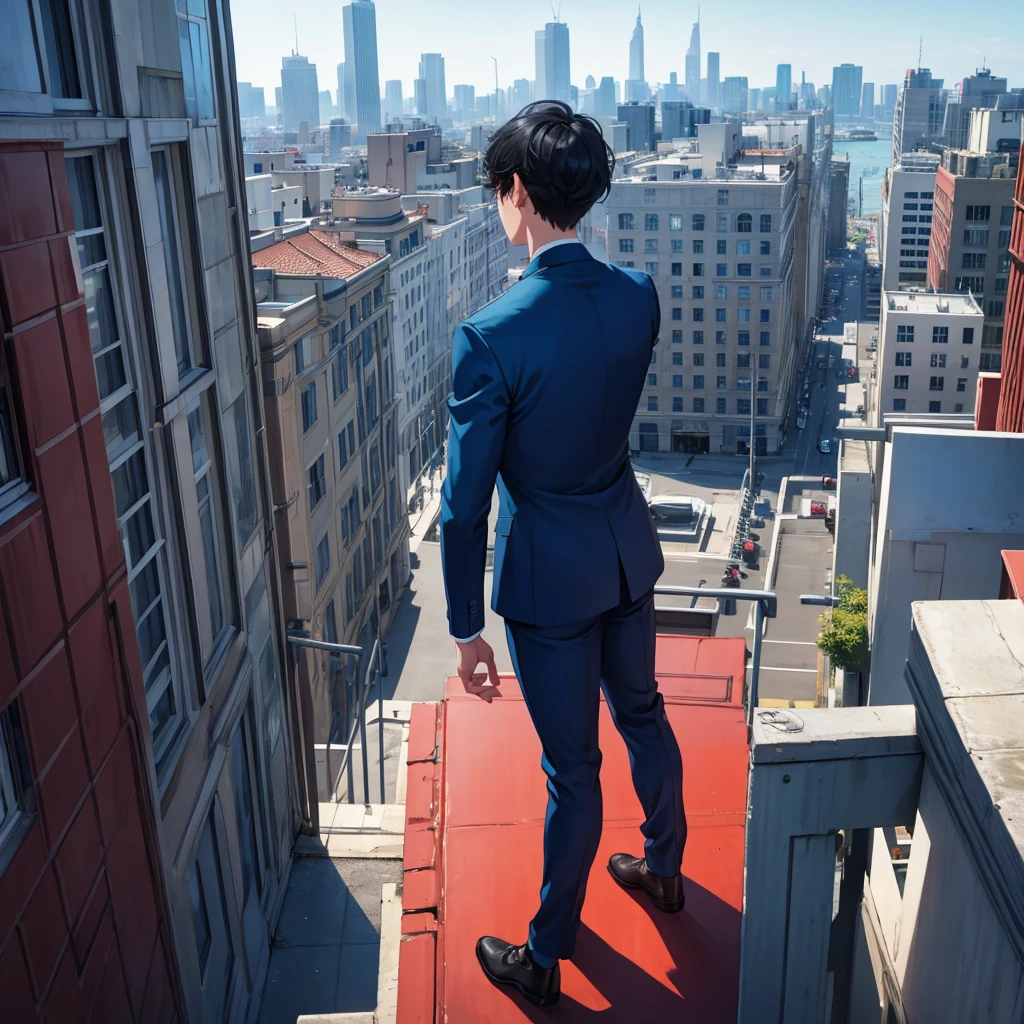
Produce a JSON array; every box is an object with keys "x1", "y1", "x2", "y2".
[{"x1": 455, "y1": 636, "x2": 502, "y2": 702}]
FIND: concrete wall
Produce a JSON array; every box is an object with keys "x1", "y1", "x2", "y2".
[
  {"x1": 868, "y1": 428, "x2": 1024, "y2": 705},
  {"x1": 834, "y1": 457, "x2": 872, "y2": 590}
]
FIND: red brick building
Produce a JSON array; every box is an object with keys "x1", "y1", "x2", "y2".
[
  {"x1": 0, "y1": 143, "x2": 181, "y2": 1020},
  {"x1": 996, "y1": 140, "x2": 1024, "y2": 432}
]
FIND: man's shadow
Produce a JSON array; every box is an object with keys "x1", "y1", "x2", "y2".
[{"x1": 507, "y1": 879, "x2": 741, "y2": 1021}]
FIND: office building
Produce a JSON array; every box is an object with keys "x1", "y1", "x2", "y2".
[
  {"x1": 775, "y1": 64, "x2": 792, "y2": 112},
  {"x1": 861, "y1": 81, "x2": 874, "y2": 118},
  {"x1": 0, "y1": 2, "x2": 307, "y2": 1021},
  {"x1": 892, "y1": 67, "x2": 946, "y2": 162},
  {"x1": 542, "y1": 20, "x2": 571, "y2": 105},
  {"x1": 616, "y1": 102, "x2": 655, "y2": 153},
  {"x1": 238, "y1": 80, "x2": 267, "y2": 120},
  {"x1": 252, "y1": 225, "x2": 409, "y2": 747},
  {"x1": 384, "y1": 79, "x2": 403, "y2": 122},
  {"x1": 513, "y1": 78, "x2": 530, "y2": 111},
  {"x1": 879, "y1": 154, "x2": 941, "y2": 289},
  {"x1": 366, "y1": 125, "x2": 476, "y2": 192},
  {"x1": 453, "y1": 84, "x2": 476, "y2": 120},
  {"x1": 874, "y1": 291, "x2": 984, "y2": 422},
  {"x1": 706, "y1": 52, "x2": 720, "y2": 109},
  {"x1": 831, "y1": 63, "x2": 863, "y2": 117},
  {"x1": 661, "y1": 101, "x2": 711, "y2": 141},
  {"x1": 320, "y1": 88, "x2": 334, "y2": 125},
  {"x1": 419, "y1": 53, "x2": 446, "y2": 122},
  {"x1": 942, "y1": 67, "x2": 1023, "y2": 151},
  {"x1": 881, "y1": 82, "x2": 898, "y2": 119},
  {"x1": 534, "y1": 29, "x2": 547, "y2": 100},
  {"x1": 629, "y1": 9, "x2": 644, "y2": 85},
  {"x1": 722, "y1": 77, "x2": 748, "y2": 114},
  {"x1": 996, "y1": 136, "x2": 1024, "y2": 432},
  {"x1": 337, "y1": 62, "x2": 346, "y2": 116},
  {"x1": 281, "y1": 52, "x2": 320, "y2": 130},
  {"x1": 685, "y1": 17, "x2": 700, "y2": 104},
  {"x1": 595, "y1": 76, "x2": 616, "y2": 117},
  {"x1": 828, "y1": 157, "x2": 851, "y2": 253},
  {"x1": 329, "y1": 118, "x2": 354, "y2": 156},
  {"x1": 749, "y1": 88, "x2": 763, "y2": 113},
  {"x1": 343, "y1": 0, "x2": 382, "y2": 138},
  {"x1": 927, "y1": 108, "x2": 1022, "y2": 371}
]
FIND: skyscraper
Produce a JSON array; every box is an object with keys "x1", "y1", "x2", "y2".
[
  {"x1": 861, "y1": 82, "x2": 875, "y2": 118},
  {"x1": 882, "y1": 83, "x2": 898, "y2": 118},
  {"x1": 706, "y1": 52, "x2": 720, "y2": 109},
  {"x1": 343, "y1": 0, "x2": 382, "y2": 138},
  {"x1": 535, "y1": 29, "x2": 547, "y2": 100},
  {"x1": 831, "y1": 63, "x2": 863, "y2": 116},
  {"x1": 454, "y1": 83, "x2": 476, "y2": 118},
  {"x1": 629, "y1": 9, "x2": 644, "y2": 83},
  {"x1": 384, "y1": 79, "x2": 403, "y2": 122},
  {"x1": 892, "y1": 67, "x2": 946, "y2": 163},
  {"x1": 776, "y1": 64, "x2": 792, "y2": 112},
  {"x1": 513, "y1": 78, "x2": 530, "y2": 111},
  {"x1": 544, "y1": 20, "x2": 571, "y2": 105},
  {"x1": 596, "y1": 76, "x2": 616, "y2": 116},
  {"x1": 336, "y1": 63, "x2": 346, "y2": 117},
  {"x1": 419, "y1": 53, "x2": 446, "y2": 121},
  {"x1": 722, "y1": 76, "x2": 748, "y2": 114},
  {"x1": 685, "y1": 16, "x2": 700, "y2": 104},
  {"x1": 281, "y1": 53, "x2": 319, "y2": 130}
]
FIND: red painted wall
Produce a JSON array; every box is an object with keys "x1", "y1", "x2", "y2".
[
  {"x1": 995, "y1": 141, "x2": 1024, "y2": 433},
  {"x1": 927, "y1": 167, "x2": 955, "y2": 293},
  {"x1": 0, "y1": 141, "x2": 180, "y2": 1022}
]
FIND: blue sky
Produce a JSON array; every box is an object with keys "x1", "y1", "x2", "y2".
[{"x1": 231, "y1": 0, "x2": 1022, "y2": 102}]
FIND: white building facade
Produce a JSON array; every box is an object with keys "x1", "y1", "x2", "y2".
[{"x1": 879, "y1": 157, "x2": 940, "y2": 291}]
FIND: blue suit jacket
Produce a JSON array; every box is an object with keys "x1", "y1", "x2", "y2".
[{"x1": 439, "y1": 241, "x2": 665, "y2": 638}]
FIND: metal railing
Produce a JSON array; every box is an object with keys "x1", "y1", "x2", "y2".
[
  {"x1": 287, "y1": 632, "x2": 387, "y2": 806},
  {"x1": 653, "y1": 584, "x2": 777, "y2": 726}
]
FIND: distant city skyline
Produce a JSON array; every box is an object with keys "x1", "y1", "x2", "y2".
[{"x1": 232, "y1": 0, "x2": 1022, "y2": 108}]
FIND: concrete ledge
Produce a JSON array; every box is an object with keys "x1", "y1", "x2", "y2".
[
  {"x1": 296, "y1": 1014, "x2": 376, "y2": 1024},
  {"x1": 326, "y1": 829, "x2": 405, "y2": 859},
  {"x1": 377, "y1": 883, "x2": 401, "y2": 1024}
]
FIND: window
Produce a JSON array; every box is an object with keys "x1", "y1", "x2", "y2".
[
  {"x1": 690, "y1": 286, "x2": 702, "y2": 299},
  {"x1": 716, "y1": 214, "x2": 728, "y2": 232},
  {"x1": 645, "y1": 262, "x2": 659, "y2": 276},
  {"x1": 760, "y1": 331, "x2": 770, "y2": 346},
  {"x1": 954, "y1": 402, "x2": 965, "y2": 413},
  {"x1": 315, "y1": 534, "x2": 331, "y2": 589},
  {"x1": 738, "y1": 377, "x2": 752, "y2": 392},
  {"x1": 760, "y1": 265, "x2": 772, "y2": 277},
  {"x1": 715, "y1": 285, "x2": 726, "y2": 299},
  {"x1": 152, "y1": 150, "x2": 198, "y2": 380},
  {"x1": 619, "y1": 238, "x2": 634, "y2": 253},
  {"x1": 716, "y1": 263, "x2": 728, "y2": 277},
  {"x1": 758, "y1": 354, "x2": 770, "y2": 369},
  {"x1": 929, "y1": 401, "x2": 942, "y2": 413},
  {"x1": 672, "y1": 307, "x2": 683, "y2": 321},
  {"x1": 671, "y1": 397, "x2": 683, "y2": 412},
  {"x1": 716, "y1": 398, "x2": 727, "y2": 414},
  {"x1": 759, "y1": 214, "x2": 771, "y2": 232},
  {"x1": 717, "y1": 239, "x2": 727, "y2": 255},
  {"x1": 759, "y1": 240, "x2": 771, "y2": 255},
  {"x1": 716, "y1": 353, "x2": 727, "y2": 368},
  {"x1": 692, "y1": 353, "x2": 704, "y2": 367},
  {"x1": 187, "y1": 394, "x2": 230, "y2": 660},
  {"x1": 737, "y1": 308, "x2": 750, "y2": 323},
  {"x1": 693, "y1": 375, "x2": 704, "y2": 389},
  {"x1": 738, "y1": 332, "x2": 750, "y2": 346},
  {"x1": 619, "y1": 213, "x2": 634, "y2": 230},
  {"x1": 693, "y1": 263, "x2": 704, "y2": 276},
  {"x1": 717, "y1": 190, "x2": 729, "y2": 205},
  {"x1": 931, "y1": 353, "x2": 946, "y2": 369},
  {"x1": 672, "y1": 352, "x2": 683, "y2": 365},
  {"x1": 693, "y1": 398, "x2": 705, "y2": 413},
  {"x1": 645, "y1": 239, "x2": 658, "y2": 253},
  {"x1": 902, "y1": 215, "x2": 918, "y2": 223},
  {"x1": 965, "y1": 205, "x2": 990, "y2": 221},
  {"x1": 893, "y1": 398, "x2": 907, "y2": 412},
  {"x1": 961, "y1": 252, "x2": 986, "y2": 270},
  {"x1": 716, "y1": 376, "x2": 727, "y2": 391},
  {"x1": 301, "y1": 382, "x2": 317, "y2": 432},
  {"x1": 176, "y1": 0, "x2": 216, "y2": 122},
  {"x1": 715, "y1": 308, "x2": 726, "y2": 323},
  {"x1": 671, "y1": 239, "x2": 683, "y2": 254},
  {"x1": 903, "y1": 202, "x2": 919, "y2": 211},
  {"x1": 693, "y1": 239, "x2": 704, "y2": 254},
  {"x1": 954, "y1": 276, "x2": 985, "y2": 293},
  {"x1": 963, "y1": 228, "x2": 989, "y2": 246},
  {"x1": 736, "y1": 240, "x2": 750, "y2": 255},
  {"x1": 332, "y1": 345, "x2": 349, "y2": 400},
  {"x1": 691, "y1": 214, "x2": 704, "y2": 231},
  {"x1": 671, "y1": 262, "x2": 682, "y2": 276},
  {"x1": 668, "y1": 213, "x2": 683, "y2": 231},
  {"x1": 737, "y1": 213, "x2": 752, "y2": 232},
  {"x1": 672, "y1": 330, "x2": 683, "y2": 343},
  {"x1": 225, "y1": 397, "x2": 257, "y2": 548},
  {"x1": 294, "y1": 335, "x2": 313, "y2": 373},
  {"x1": 756, "y1": 397, "x2": 769, "y2": 416},
  {"x1": 691, "y1": 309, "x2": 705, "y2": 323},
  {"x1": 737, "y1": 353, "x2": 750, "y2": 368},
  {"x1": 0, "y1": 362, "x2": 24, "y2": 512},
  {"x1": 647, "y1": 373, "x2": 658, "y2": 387},
  {"x1": 893, "y1": 375, "x2": 909, "y2": 390},
  {"x1": 1001, "y1": 206, "x2": 1014, "y2": 227},
  {"x1": 692, "y1": 330, "x2": 703, "y2": 344},
  {"x1": 929, "y1": 376, "x2": 944, "y2": 391},
  {"x1": 0, "y1": 703, "x2": 32, "y2": 855},
  {"x1": 897, "y1": 325, "x2": 914, "y2": 343},
  {"x1": 647, "y1": 396, "x2": 658, "y2": 411},
  {"x1": 932, "y1": 326, "x2": 948, "y2": 344},
  {"x1": 895, "y1": 351, "x2": 912, "y2": 367},
  {"x1": 760, "y1": 286, "x2": 772, "y2": 300},
  {"x1": 738, "y1": 263, "x2": 751, "y2": 277},
  {"x1": 670, "y1": 286, "x2": 683, "y2": 299},
  {"x1": 672, "y1": 375, "x2": 683, "y2": 388},
  {"x1": 737, "y1": 398, "x2": 751, "y2": 415},
  {"x1": 759, "y1": 308, "x2": 770, "y2": 323},
  {"x1": 956, "y1": 378, "x2": 968, "y2": 392},
  {"x1": 715, "y1": 330, "x2": 726, "y2": 344},
  {"x1": 308, "y1": 454, "x2": 326, "y2": 510}
]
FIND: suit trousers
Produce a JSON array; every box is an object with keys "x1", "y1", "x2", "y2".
[{"x1": 504, "y1": 565, "x2": 687, "y2": 962}]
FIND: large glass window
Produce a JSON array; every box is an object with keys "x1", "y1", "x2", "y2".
[
  {"x1": 68, "y1": 153, "x2": 183, "y2": 762},
  {"x1": 175, "y1": 0, "x2": 215, "y2": 123},
  {"x1": 225, "y1": 397, "x2": 257, "y2": 547},
  {"x1": 0, "y1": 704, "x2": 32, "y2": 853}
]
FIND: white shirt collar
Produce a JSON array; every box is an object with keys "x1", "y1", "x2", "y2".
[{"x1": 530, "y1": 237, "x2": 582, "y2": 261}]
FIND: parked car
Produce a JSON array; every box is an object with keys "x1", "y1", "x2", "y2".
[
  {"x1": 818, "y1": 438, "x2": 831, "y2": 454},
  {"x1": 648, "y1": 494, "x2": 707, "y2": 527}
]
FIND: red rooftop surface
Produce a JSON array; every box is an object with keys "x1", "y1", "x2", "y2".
[
  {"x1": 1001, "y1": 549, "x2": 1024, "y2": 602},
  {"x1": 249, "y1": 228, "x2": 383, "y2": 277},
  {"x1": 398, "y1": 635, "x2": 749, "y2": 1023}
]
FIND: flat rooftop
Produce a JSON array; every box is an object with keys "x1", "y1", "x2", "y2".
[
  {"x1": 397, "y1": 634, "x2": 749, "y2": 1021},
  {"x1": 883, "y1": 291, "x2": 982, "y2": 315}
]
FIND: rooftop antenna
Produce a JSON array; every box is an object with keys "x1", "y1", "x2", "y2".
[
  {"x1": 917, "y1": 35, "x2": 922, "y2": 70},
  {"x1": 549, "y1": 0, "x2": 561, "y2": 22},
  {"x1": 294, "y1": 14, "x2": 299, "y2": 56}
]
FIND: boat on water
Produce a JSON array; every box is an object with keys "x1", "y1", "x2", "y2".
[{"x1": 835, "y1": 129, "x2": 879, "y2": 142}]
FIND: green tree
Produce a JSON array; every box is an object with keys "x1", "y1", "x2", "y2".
[{"x1": 817, "y1": 575, "x2": 869, "y2": 671}]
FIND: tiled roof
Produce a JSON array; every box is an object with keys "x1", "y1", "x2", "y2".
[{"x1": 250, "y1": 229, "x2": 383, "y2": 279}]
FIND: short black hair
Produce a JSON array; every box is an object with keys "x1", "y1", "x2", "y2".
[{"x1": 482, "y1": 101, "x2": 615, "y2": 230}]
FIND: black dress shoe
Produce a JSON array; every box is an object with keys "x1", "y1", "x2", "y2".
[
  {"x1": 476, "y1": 936, "x2": 560, "y2": 1007},
  {"x1": 607, "y1": 853, "x2": 685, "y2": 913}
]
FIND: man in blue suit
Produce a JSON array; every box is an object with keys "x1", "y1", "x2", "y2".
[{"x1": 439, "y1": 102, "x2": 687, "y2": 1007}]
